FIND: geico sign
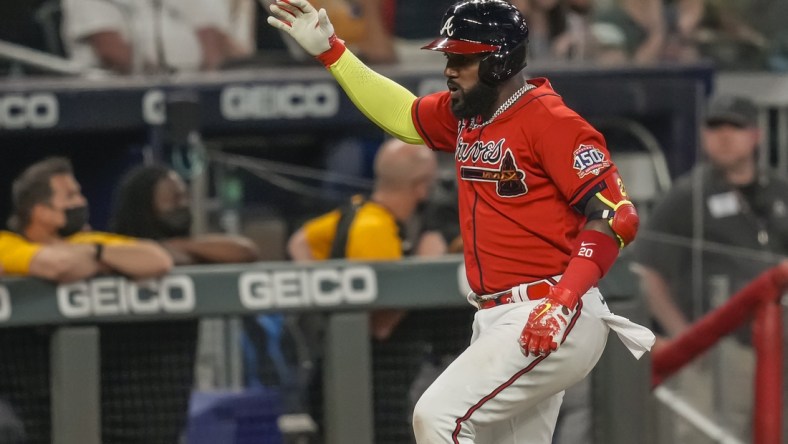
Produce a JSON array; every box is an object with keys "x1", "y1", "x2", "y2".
[
  {"x1": 239, "y1": 266, "x2": 377, "y2": 309},
  {"x1": 57, "y1": 275, "x2": 195, "y2": 318},
  {"x1": 0, "y1": 93, "x2": 58, "y2": 129},
  {"x1": 0, "y1": 285, "x2": 10, "y2": 322},
  {"x1": 221, "y1": 83, "x2": 339, "y2": 120}
]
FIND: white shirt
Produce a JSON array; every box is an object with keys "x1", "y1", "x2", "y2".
[{"x1": 62, "y1": 0, "x2": 230, "y2": 73}]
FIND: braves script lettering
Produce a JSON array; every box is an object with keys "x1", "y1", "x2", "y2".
[{"x1": 456, "y1": 138, "x2": 504, "y2": 164}]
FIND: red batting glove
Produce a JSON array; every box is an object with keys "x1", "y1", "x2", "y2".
[{"x1": 518, "y1": 287, "x2": 579, "y2": 357}]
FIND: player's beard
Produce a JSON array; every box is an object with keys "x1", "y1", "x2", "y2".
[{"x1": 450, "y1": 81, "x2": 498, "y2": 120}]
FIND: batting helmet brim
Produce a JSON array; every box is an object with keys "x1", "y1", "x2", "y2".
[{"x1": 421, "y1": 37, "x2": 500, "y2": 54}]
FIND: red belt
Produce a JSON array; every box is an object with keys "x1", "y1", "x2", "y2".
[{"x1": 475, "y1": 278, "x2": 557, "y2": 310}]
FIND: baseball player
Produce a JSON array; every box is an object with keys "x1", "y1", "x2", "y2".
[{"x1": 268, "y1": 0, "x2": 656, "y2": 442}]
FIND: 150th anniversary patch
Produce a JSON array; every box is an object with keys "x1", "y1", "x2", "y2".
[{"x1": 572, "y1": 144, "x2": 610, "y2": 178}]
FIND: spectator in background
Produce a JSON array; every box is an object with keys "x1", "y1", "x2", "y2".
[
  {"x1": 549, "y1": 0, "x2": 598, "y2": 62},
  {"x1": 288, "y1": 139, "x2": 440, "y2": 441},
  {"x1": 635, "y1": 95, "x2": 788, "y2": 337},
  {"x1": 289, "y1": 138, "x2": 437, "y2": 264},
  {"x1": 61, "y1": 0, "x2": 244, "y2": 74},
  {"x1": 257, "y1": 0, "x2": 398, "y2": 64},
  {"x1": 225, "y1": 0, "x2": 258, "y2": 57},
  {"x1": 107, "y1": 164, "x2": 260, "y2": 443},
  {"x1": 507, "y1": 0, "x2": 599, "y2": 64},
  {"x1": 111, "y1": 164, "x2": 260, "y2": 264},
  {"x1": 661, "y1": 0, "x2": 704, "y2": 63},
  {"x1": 633, "y1": 95, "x2": 788, "y2": 441},
  {"x1": 510, "y1": 0, "x2": 570, "y2": 62},
  {"x1": 345, "y1": 0, "x2": 510, "y2": 66},
  {"x1": 662, "y1": 0, "x2": 770, "y2": 69},
  {"x1": 1, "y1": 157, "x2": 173, "y2": 282},
  {"x1": 353, "y1": 0, "x2": 398, "y2": 64},
  {"x1": 289, "y1": 138, "x2": 437, "y2": 310},
  {"x1": 0, "y1": 157, "x2": 173, "y2": 444},
  {"x1": 593, "y1": 0, "x2": 666, "y2": 64}
]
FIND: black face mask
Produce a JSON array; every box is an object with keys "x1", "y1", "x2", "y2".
[
  {"x1": 158, "y1": 207, "x2": 192, "y2": 238},
  {"x1": 58, "y1": 205, "x2": 89, "y2": 237}
]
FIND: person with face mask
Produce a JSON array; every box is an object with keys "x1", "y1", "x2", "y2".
[
  {"x1": 110, "y1": 164, "x2": 260, "y2": 264},
  {"x1": 0, "y1": 157, "x2": 173, "y2": 444},
  {"x1": 0, "y1": 156, "x2": 173, "y2": 282}
]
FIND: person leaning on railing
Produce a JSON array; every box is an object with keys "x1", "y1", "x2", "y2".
[
  {"x1": 110, "y1": 164, "x2": 260, "y2": 265},
  {"x1": 0, "y1": 157, "x2": 173, "y2": 282},
  {"x1": 0, "y1": 157, "x2": 173, "y2": 444}
]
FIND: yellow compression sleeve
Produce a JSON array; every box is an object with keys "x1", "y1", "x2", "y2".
[{"x1": 328, "y1": 50, "x2": 424, "y2": 144}]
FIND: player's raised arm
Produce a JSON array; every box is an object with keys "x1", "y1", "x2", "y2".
[{"x1": 267, "y1": 0, "x2": 423, "y2": 144}]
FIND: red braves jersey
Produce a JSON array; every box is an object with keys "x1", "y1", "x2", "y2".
[{"x1": 412, "y1": 78, "x2": 616, "y2": 294}]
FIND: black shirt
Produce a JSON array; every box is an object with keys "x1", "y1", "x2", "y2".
[{"x1": 634, "y1": 164, "x2": 788, "y2": 320}]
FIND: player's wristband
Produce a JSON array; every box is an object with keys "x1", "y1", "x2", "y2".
[
  {"x1": 555, "y1": 230, "x2": 619, "y2": 300},
  {"x1": 317, "y1": 35, "x2": 346, "y2": 67},
  {"x1": 546, "y1": 286, "x2": 580, "y2": 310},
  {"x1": 570, "y1": 229, "x2": 618, "y2": 277}
]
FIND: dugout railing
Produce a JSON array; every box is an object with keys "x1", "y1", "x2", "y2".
[
  {"x1": 0, "y1": 255, "x2": 651, "y2": 444},
  {"x1": 651, "y1": 263, "x2": 788, "y2": 444}
]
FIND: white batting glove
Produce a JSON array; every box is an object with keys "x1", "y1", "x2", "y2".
[{"x1": 266, "y1": 0, "x2": 337, "y2": 56}]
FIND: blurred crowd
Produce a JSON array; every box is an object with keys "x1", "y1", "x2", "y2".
[{"x1": 1, "y1": 0, "x2": 788, "y2": 75}]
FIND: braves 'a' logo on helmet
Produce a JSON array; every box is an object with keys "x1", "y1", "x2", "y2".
[
  {"x1": 422, "y1": 0, "x2": 529, "y2": 84},
  {"x1": 441, "y1": 15, "x2": 456, "y2": 36}
]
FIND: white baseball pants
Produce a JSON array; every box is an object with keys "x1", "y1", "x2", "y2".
[{"x1": 412, "y1": 286, "x2": 652, "y2": 444}]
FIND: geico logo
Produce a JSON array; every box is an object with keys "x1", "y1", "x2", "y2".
[
  {"x1": 0, "y1": 93, "x2": 58, "y2": 129},
  {"x1": 142, "y1": 89, "x2": 166, "y2": 125},
  {"x1": 57, "y1": 275, "x2": 196, "y2": 318},
  {"x1": 0, "y1": 285, "x2": 10, "y2": 322},
  {"x1": 239, "y1": 266, "x2": 377, "y2": 309},
  {"x1": 221, "y1": 83, "x2": 339, "y2": 120}
]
